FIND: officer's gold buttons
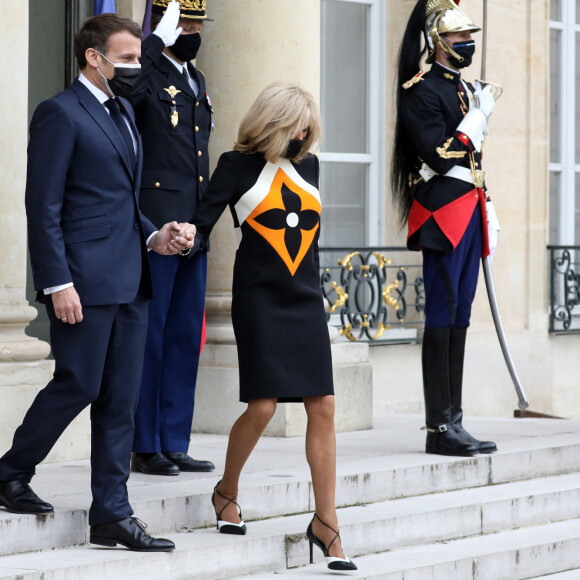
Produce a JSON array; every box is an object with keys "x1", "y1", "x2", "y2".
[
  {"x1": 198, "y1": 151, "x2": 202, "y2": 157},
  {"x1": 195, "y1": 126, "x2": 199, "y2": 132},
  {"x1": 199, "y1": 176, "x2": 204, "y2": 182},
  {"x1": 172, "y1": 100, "x2": 176, "y2": 105},
  {"x1": 196, "y1": 102, "x2": 200, "y2": 107},
  {"x1": 155, "y1": 182, "x2": 160, "y2": 188}
]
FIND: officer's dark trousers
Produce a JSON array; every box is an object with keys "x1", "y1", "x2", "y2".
[
  {"x1": 422, "y1": 205, "x2": 482, "y2": 329},
  {"x1": 0, "y1": 296, "x2": 148, "y2": 525},
  {"x1": 133, "y1": 250, "x2": 207, "y2": 454}
]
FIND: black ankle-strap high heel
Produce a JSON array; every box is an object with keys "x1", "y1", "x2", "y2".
[
  {"x1": 211, "y1": 480, "x2": 247, "y2": 535},
  {"x1": 306, "y1": 513, "x2": 357, "y2": 571}
]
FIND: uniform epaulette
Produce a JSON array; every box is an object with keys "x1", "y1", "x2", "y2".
[{"x1": 402, "y1": 71, "x2": 426, "y2": 90}]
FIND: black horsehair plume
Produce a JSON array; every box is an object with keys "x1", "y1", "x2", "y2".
[{"x1": 391, "y1": 0, "x2": 428, "y2": 226}]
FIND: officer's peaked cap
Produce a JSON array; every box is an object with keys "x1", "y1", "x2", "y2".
[{"x1": 152, "y1": 0, "x2": 213, "y2": 21}]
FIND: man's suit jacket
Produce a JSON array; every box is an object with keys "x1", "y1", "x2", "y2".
[
  {"x1": 26, "y1": 79, "x2": 156, "y2": 306},
  {"x1": 129, "y1": 34, "x2": 212, "y2": 228}
]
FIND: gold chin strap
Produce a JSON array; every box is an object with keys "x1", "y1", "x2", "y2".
[{"x1": 430, "y1": 26, "x2": 464, "y2": 63}]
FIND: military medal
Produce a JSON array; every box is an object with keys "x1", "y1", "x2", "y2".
[{"x1": 164, "y1": 86, "x2": 182, "y2": 128}]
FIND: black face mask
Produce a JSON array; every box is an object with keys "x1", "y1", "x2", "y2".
[
  {"x1": 171, "y1": 32, "x2": 202, "y2": 62},
  {"x1": 107, "y1": 67, "x2": 142, "y2": 98},
  {"x1": 97, "y1": 51, "x2": 142, "y2": 98},
  {"x1": 446, "y1": 39, "x2": 476, "y2": 69},
  {"x1": 283, "y1": 139, "x2": 305, "y2": 159}
]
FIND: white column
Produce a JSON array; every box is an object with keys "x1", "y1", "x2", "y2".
[
  {"x1": 0, "y1": 3, "x2": 88, "y2": 462},
  {"x1": 0, "y1": 2, "x2": 50, "y2": 365}
]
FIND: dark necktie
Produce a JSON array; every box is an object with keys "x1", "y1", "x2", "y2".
[
  {"x1": 105, "y1": 98, "x2": 136, "y2": 172},
  {"x1": 182, "y1": 67, "x2": 197, "y2": 96}
]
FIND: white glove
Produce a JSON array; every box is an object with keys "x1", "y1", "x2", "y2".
[
  {"x1": 456, "y1": 107, "x2": 487, "y2": 152},
  {"x1": 153, "y1": 0, "x2": 182, "y2": 47},
  {"x1": 474, "y1": 82, "x2": 496, "y2": 119},
  {"x1": 486, "y1": 199, "x2": 500, "y2": 262}
]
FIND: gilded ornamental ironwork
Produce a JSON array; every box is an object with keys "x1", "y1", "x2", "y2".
[{"x1": 320, "y1": 247, "x2": 425, "y2": 343}]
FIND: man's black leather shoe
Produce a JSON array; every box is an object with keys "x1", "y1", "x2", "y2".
[
  {"x1": 90, "y1": 516, "x2": 175, "y2": 551},
  {"x1": 0, "y1": 480, "x2": 54, "y2": 514},
  {"x1": 131, "y1": 452, "x2": 180, "y2": 476},
  {"x1": 163, "y1": 452, "x2": 215, "y2": 472}
]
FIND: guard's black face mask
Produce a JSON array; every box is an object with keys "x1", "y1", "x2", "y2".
[
  {"x1": 172, "y1": 32, "x2": 202, "y2": 62},
  {"x1": 446, "y1": 39, "x2": 476, "y2": 69},
  {"x1": 283, "y1": 139, "x2": 305, "y2": 159}
]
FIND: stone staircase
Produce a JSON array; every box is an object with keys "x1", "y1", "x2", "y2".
[{"x1": 1, "y1": 415, "x2": 580, "y2": 579}]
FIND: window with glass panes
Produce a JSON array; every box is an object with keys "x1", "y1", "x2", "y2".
[
  {"x1": 320, "y1": 0, "x2": 384, "y2": 246},
  {"x1": 549, "y1": 0, "x2": 580, "y2": 244}
]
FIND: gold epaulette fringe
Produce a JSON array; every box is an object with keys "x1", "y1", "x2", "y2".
[{"x1": 402, "y1": 71, "x2": 426, "y2": 90}]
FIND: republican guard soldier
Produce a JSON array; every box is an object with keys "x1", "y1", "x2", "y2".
[
  {"x1": 129, "y1": 0, "x2": 214, "y2": 475},
  {"x1": 392, "y1": 0, "x2": 500, "y2": 457}
]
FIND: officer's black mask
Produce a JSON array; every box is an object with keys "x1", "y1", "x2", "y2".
[
  {"x1": 445, "y1": 38, "x2": 476, "y2": 69},
  {"x1": 172, "y1": 32, "x2": 202, "y2": 62}
]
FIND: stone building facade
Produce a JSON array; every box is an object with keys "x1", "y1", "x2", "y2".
[{"x1": 0, "y1": 0, "x2": 575, "y2": 460}]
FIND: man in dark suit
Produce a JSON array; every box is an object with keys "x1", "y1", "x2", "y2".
[
  {"x1": 0, "y1": 13, "x2": 195, "y2": 551},
  {"x1": 128, "y1": 0, "x2": 214, "y2": 476}
]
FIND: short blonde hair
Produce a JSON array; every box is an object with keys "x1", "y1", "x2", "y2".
[{"x1": 234, "y1": 82, "x2": 322, "y2": 163}]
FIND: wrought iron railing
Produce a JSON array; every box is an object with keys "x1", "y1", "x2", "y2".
[
  {"x1": 319, "y1": 246, "x2": 425, "y2": 343},
  {"x1": 548, "y1": 245, "x2": 580, "y2": 333}
]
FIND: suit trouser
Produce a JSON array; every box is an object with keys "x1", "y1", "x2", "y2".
[
  {"x1": 133, "y1": 250, "x2": 207, "y2": 453},
  {"x1": 422, "y1": 204, "x2": 482, "y2": 329},
  {"x1": 0, "y1": 296, "x2": 148, "y2": 526}
]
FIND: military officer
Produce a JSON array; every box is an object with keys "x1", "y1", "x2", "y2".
[
  {"x1": 128, "y1": 0, "x2": 214, "y2": 475},
  {"x1": 391, "y1": 0, "x2": 499, "y2": 457}
]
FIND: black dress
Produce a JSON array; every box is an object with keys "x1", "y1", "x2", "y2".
[{"x1": 192, "y1": 151, "x2": 334, "y2": 403}]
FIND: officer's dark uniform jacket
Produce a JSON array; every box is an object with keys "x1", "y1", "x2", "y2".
[
  {"x1": 400, "y1": 62, "x2": 489, "y2": 257},
  {"x1": 129, "y1": 34, "x2": 212, "y2": 229}
]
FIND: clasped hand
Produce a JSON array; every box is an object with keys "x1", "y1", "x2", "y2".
[{"x1": 150, "y1": 221, "x2": 196, "y2": 256}]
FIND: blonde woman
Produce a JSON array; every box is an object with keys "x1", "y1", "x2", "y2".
[{"x1": 190, "y1": 82, "x2": 356, "y2": 571}]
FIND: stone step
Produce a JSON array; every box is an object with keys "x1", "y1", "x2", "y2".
[
  {"x1": 239, "y1": 519, "x2": 580, "y2": 580},
  {"x1": 2, "y1": 473, "x2": 580, "y2": 577},
  {"x1": 2, "y1": 418, "x2": 580, "y2": 557},
  {"x1": 534, "y1": 572, "x2": 580, "y2": 579}
]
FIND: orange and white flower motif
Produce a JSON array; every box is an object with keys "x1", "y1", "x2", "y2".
[{"x1": 235, "y1": 160, "x2": 321, "y2": 276}]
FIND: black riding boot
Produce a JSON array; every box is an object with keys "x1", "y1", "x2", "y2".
[
  {"x1": 449, "y1": 328, "x2": 497, "y2": 454},
  {"x1": 422, "y1": 328, "x2": 478, "y2": 457}
]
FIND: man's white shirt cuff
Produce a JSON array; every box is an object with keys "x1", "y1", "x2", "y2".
[
  {"x1": 146, "y1": 231, "x2": 158, "y2": 251},
  {"x1": 44, "y1": 282, "x2": 74, "y2": 295}
]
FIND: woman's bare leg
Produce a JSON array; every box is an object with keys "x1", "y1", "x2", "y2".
[
  {"x1": 304, "y1": 395, "x2": 345, "y2": 559},
  {"x1": 213, "y1": 398, "x2": 277, "y2": 523}
]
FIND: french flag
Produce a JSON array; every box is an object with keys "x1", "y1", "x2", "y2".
[{"x1": 94, "y1": 0, "x2": 116, "y2": 15}]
